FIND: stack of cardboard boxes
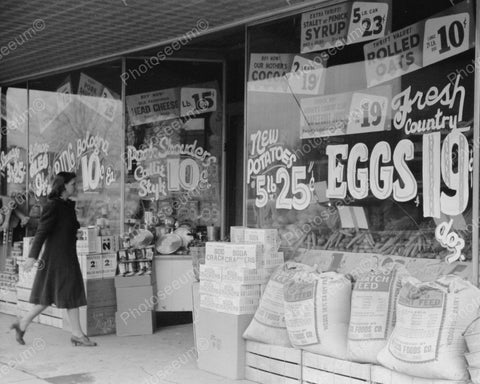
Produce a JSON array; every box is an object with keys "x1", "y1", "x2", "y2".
[
  {"x1": 0, "y1": 241, "x2": 20, "y2": 315},
  {"x1": 15, "y1": 238, "x2": 64, "y2": 327},
  {"x1": 195, "y1": 227, "x2": 283, "y2": 380},
  {"x1": 114, "y1": 269, "x2": 156, "y2": 336},
  {"x1": 63, "y1": 227, "x2": 118, "y2": 335}
]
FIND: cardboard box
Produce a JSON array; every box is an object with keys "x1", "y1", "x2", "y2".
[
  {"x1": 244, "y1": 228, "x2": 278, "y2": 251},
  {"x1": 63, "y1": 305, "x2": 116, "y2": 336},
  {"x1": 114, "y1": 274, "x2": 155, "y2": 288},
  {"x1": 221, "y1": 267, "x2": 269, "y2": 285},
  {"x1": 230, "y1": 226, "x2": 246, "y2": 243},
  {"x1": 199, "y1": 265, "x2": 222, "y2": 281},
  {"x1": 77, "y1": 226, "x2": 99, "y2": 252},
  {"x1": 17, "y1": 262, "x2": 38, "y2": 289},
  {"x1": 263, "y1": 252, "x2": 285, "y2": 268},
  {"x1": 205, "y1": 242, "x2": 227, "y2": 265},
  {"x1": 199, "y1": 280, "x2": 221, "y2": 295},
  {"x1": 220, "y1": 282, "x2": 261, "y2": 298},
  {"x1": 84, "y1": 278, "x2": 116, "y2": 307},
  {"x1": 78, "y1": 253, "x2": 102, "y2": 279},
  {"x1": 196, "y1": 308, "x2": 254, "y2": 379},
  {"x1": 200, "y1": 294, "x2": 219, "y2": 311},
  {"x1": 22, "y1": 237, "x2": 34, "y2": 260},
  {"x1": 96, "y1": 236, "x2": 119, "y2": 254},
  {"x1": 224, "y1": 243, "x2": 263, "y2": 268},
  {"x1": 218, "y1": 295, "x2": 259, "y2": 315},
  {"x1": 116, "y1": 284, "x2": 156, "y2": 312},
  {"x1": 101, "y1": 253, "x2": 118, "y2": 278},
  {"x1": 115, "y1": 310, "x2": 155, "y2": 336}
]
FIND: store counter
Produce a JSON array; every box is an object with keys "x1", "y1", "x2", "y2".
[{"x1": 153, "y1": 254, "x2": 195, "y2": 312}]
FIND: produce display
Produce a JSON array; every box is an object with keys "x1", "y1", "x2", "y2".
[{"x1": 276, "y1": 212, "x2": 472, "y2": 262}]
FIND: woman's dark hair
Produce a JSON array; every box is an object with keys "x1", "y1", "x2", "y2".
[{"x1": 48, "y1": 172, "x2": 76, "y2": 199}]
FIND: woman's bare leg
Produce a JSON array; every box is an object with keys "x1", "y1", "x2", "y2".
[
  {"x1": 20, "y1": 304, "x2": 47, "y2": 331},
  {"x1": 67, "y1": 307, "x2": 84, "y2": 338}
]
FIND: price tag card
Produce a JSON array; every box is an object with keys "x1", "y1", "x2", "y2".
[
  {"x1": 180, "y1": 87, "x2": 217, "y2": 116},
  {"x1": 248, "y1": 53, "x2": 294, "y2": 93},
  {"x1": 364, "y1": 23, "x2": 424, "y2": 87},
  {"x1": 56, "y1": 79, "x2": 72, "y2": 111},
  {"x1": 287, "y1": 56, "x2": 326, "y2": 95},
  {"x1": 338, "y1": 206, "x2": 368, "y2": 229},
  {"x1": 347, "y1": 2, "x2": 389, "y2": 44},
  {"x1": 347, "y1": 91, "x2": 389, "y2": 134},
  {"x1": 98, "y1": 87, "x2": 117, "y2": 122},
  {"x1": 423, "y1": 13, "x2": 470, "y2": 67},
  {"x1": 300, "y1": 92, "x2": 351, "y2": 138}
]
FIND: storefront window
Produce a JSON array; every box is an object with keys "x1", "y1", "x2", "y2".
[
  {"x1": 1, "y1": 85, "x2": 29, "y2": 243},
  {"x1": 246, "y1": 0, "x2": 476, "y2": 262},
  {"x1": 124, "y1": 59, "x2": 224, "y2": 242},
  {"x1": 2, "y1": 85, "x2": 28, "y2": 197},
  {"x1": 27, "y1": 62, "x2": 123, "y2": 234}
]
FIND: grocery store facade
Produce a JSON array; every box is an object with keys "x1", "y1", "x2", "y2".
[{"x1": 1, "y1": 0, "x2": 480, "y2": 314}]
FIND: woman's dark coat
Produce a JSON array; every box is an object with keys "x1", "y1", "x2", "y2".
[{"x1": 29, "y1": 198, "x2": 87, "y2": 308}]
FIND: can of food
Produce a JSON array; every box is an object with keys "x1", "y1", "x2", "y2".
[{"x1": 207, "y1": 226, "x2": 220, "y2": 241}]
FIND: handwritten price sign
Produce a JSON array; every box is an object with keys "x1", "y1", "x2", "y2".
[
  {"x1": 423, "y1": 13, "x2": 470, "y2": 67},
  {"x1": 255, "y1": 166, "x2": 311, "y2": 210},
  {"x1": 347, "y1": 2, "x2": 389, "y2": 44},
  {"x1": 287, "y1": 56, "x2": 325, "y2": 95},
  {"x1": 180, "y1": 88, "x2": 217, "y2": 116}
]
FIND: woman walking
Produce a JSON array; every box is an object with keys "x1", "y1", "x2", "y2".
[{"x1": 10, "y1": 172, "x2": 97, "y2": 347}]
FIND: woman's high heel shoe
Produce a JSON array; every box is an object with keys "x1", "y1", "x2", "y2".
[
  {"x1": 70, "y1": 335, "x2": 97, "y2": 347},
  {"x1": 10, "y1": 321, "x2": 25, "y2": 345}
]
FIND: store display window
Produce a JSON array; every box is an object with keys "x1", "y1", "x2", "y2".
[
  {"x1": 27, "y1": 62, "x2": 123, "y2": 234},
  {"x1": 245, "y1": 0, "x2": 476, "y2": 262},
  {"x1": 124, "y1": 59, "x2": 224, "y2": 251},
  {"x1": 1, "y1": 85, "x2": 29, "y2": 243}
]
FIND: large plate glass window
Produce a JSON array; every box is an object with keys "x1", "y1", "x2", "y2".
[
  {"x1": 124, "y1": 59, "x2": 224, "y2": 247},
  {"x1": 27, "y1": 62, "x2": 123, "y2": 234},
  {"x1": 245, "y1": 0, "x2": 476, "y2": 269}
]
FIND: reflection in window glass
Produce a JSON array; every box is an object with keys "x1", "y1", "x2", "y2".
[
  {"x1": 1, "y1": 86, "x2": 29, "y2": 242},
  {"x1": 124, "y1": 60, "x2": 223, "y2": 243},
  {"x1": 28, "y1": 63, "x2": 123, "y2": 234},
  {"x1": 246, "y1": 0, "x2": 475, "y2": 263}
]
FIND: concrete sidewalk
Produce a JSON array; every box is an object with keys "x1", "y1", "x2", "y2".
[{"x1": 0, "y1": 314, "x2": 253, "y2": 384}]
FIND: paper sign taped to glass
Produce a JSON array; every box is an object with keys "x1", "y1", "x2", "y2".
[
  {"x1": 337, "y1": 205, "x2": 369, "y2": 229},
  {"x1": 301, "y1": 1, "x2": 391, "y2": 53},
  {"x1": 299, "y1": 84, "x2": 391, "y2": 138},
  {"x1": 363, "y1": 0, "x2": 474, "y2": 87}
]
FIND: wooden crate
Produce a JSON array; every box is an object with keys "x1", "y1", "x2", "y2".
[
  {"x1": 245, "y1": 341, "x2": 302, "y2": 384},
  {"x1": 302, "y1": 352, "x2": 372, "y2": 384},
  {"x1": 370, "y1": 365, "x2": 469, "y2": 384}
]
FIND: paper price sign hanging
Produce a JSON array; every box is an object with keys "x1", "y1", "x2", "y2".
[
  {"x1": 56, "y1": 79, "x2": 72, "y2": 111},
  {"x1": 98, "y1": 87, "x2": 118, "y2": 122},
  {"x1": 300, "y1": 85, "x2": 391, "y2": 138},
  {"x1": 364, "y1": 23, "x2": 424, "y2": 88},
  {"x1": 364, "y1": 0, "x2": 474, "y2": 87},
  {"x1": 287, "y1": 55, "x2": 326, "y2": 95},
  {"x1": 301, "y1": 2, "x2": 390, "y2": 53},
  {"x1": 423, "y1": 13, "x2": 470, "y2": 67},
  {"x1": 248, "y1": 53, "x2": 294, "y2": 93},
  {"x1": 126, "y1": 88, "x2": 180, "y2": 126},
  {"x1": 346, "y1": 92, "x2": 388, "y2": 135},
  {"x1": 180, "y1": 87, "x2": 217, "y2": 117},
  {"x1": 346, "y1": 2, "x2": 389, "y2": 45}
]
